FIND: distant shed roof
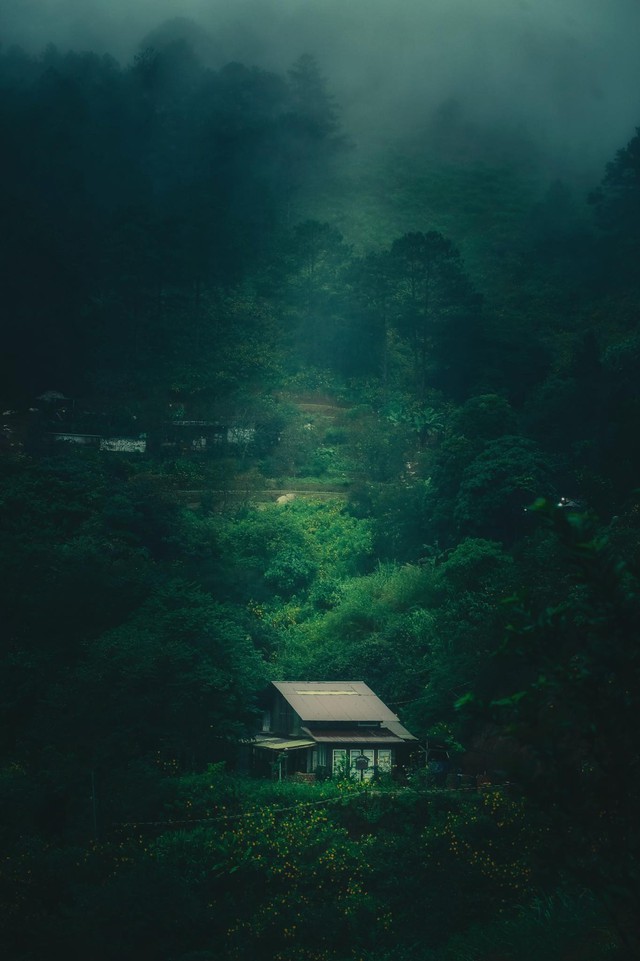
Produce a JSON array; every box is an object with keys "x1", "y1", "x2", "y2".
[{"x1": 272, "y1": 681, "x2": 416, "y2": 740}]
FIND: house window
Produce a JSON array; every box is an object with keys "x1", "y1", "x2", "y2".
[
  {"x1": 332, "y1": 747, "x2": 394, "y2": 778},
  {"x1": 350, "y1": 749, "x2": 375, "y2": 780},
  {"x1": 332, "y1": 749, "x2": 348, "y2": 776}
]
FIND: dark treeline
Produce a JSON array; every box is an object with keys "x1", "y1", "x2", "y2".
[
  {"x1": 0, "y1": 40, "x2": 342, "y2": 400},
  {"x1": 2, "y1": 28, "x2": 640, "y2": 961}
]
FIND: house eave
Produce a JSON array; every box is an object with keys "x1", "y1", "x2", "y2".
[
  {"x1": 252, "y1": 735, "x2": 316, "y2": 752},
  {"x1": 301, "y1": 726, "x2": 407, "y2": 745}
]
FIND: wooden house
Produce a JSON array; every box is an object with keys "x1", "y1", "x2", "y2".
[
  {"x1": 49, "y1": 432, "x2": 102, "y2": 447},
  {"x1": 252, "y1": 681, "x2": 418, "y2": 780},
  {"x1": 163, "y1": 420, "x2": 256, "y2": 452}
]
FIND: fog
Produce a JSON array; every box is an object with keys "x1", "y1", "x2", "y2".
[{"x1": 2, "y1": 0, "x2": 640, "y2": 172}]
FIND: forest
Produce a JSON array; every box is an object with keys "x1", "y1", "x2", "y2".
[{"x1": 1, "y1": 7, "x2": 640, "y2": 960}]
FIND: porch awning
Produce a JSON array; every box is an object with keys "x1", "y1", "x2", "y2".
[
  {"x1": 305, "y1": 728, "x2": 405, "y2": 745},
  {"x1": 252, "y1": 736, "x2": 316, "y2": 752}
]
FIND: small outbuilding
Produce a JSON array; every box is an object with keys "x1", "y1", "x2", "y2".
[{"x1": 252, "y1": 681, "x2": 418, "y2": 781}]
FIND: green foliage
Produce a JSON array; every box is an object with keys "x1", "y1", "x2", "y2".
[
  {"x1": 590, "y1": 126, "x2": 640, "y2": 286},
  {"x1": 435, "y1": 888, "x2": 618, "y2": 961},
  {"x1": 212, "y1": 499, "x2": 372, "y2": 605},
  {"x1": 448, "y1": 393, "x2": 518, "y2": 441},
  {"x1": 264, "y1": 547, "x2": 317, "y2": 595},
  {"x1": 455, "y1": 500, "x2": 640, "y2": 949},
  {"x1": 4, "y1": 27, "x2": 640, "y2": 961},
  {"x1": 275, "y1": 562, "x2": 431, "y2": 701},
  {"x1": 453, "y1": 435, "x2": 554, "y2": 542},
  {"x1": 405, "y1": 540, "x2": 517, "y2": 734}
]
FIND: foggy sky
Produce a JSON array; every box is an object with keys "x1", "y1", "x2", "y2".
[{"x1": 2, "y1": 0, "x2": 640, "y2": 173}]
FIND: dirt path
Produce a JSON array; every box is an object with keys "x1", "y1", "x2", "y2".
[{"x1": 174, "y1": 488, "x2": 348, "y2": 508}]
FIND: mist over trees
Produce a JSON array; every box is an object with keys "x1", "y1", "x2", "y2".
[
  {"x1": 2, "y1": 5, "x2": 640, "y2": 961},
  {"x1": 3, "y1": 0, "x2": 640, "y2": 169}
]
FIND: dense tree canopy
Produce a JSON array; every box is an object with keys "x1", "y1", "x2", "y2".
[{"x1": 2, "y1": 23, "x2": 640, "y2": 961}]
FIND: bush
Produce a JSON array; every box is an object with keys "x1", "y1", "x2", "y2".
[{"x1": 264, "y1": 549, "x2": 317, "y2": 595}]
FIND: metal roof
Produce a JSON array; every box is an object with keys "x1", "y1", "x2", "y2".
[
  {"x1": 272, "y1": 681, "x2": 417, "y2": 740},
  {"x1": 303, "y1": 727, "x2": 405, "y2": 745},
  {"x1": 253, "y1": 735, "x2": 316, "y2": 752},
  {"x1": 384, "y1": 720, "x2": 417, "y2": 741}
]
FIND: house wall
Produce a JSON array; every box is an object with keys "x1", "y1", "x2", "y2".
[
  {"x1": 50, "y1": 433, "x2": 101, "y2": 446},
  {"x1": 289, "y1": 744, "x2": 393, "y2": 778},
  {"x1": 329, "y1": 746, "x2": 395, "y2": 780},
  {"x1": 255, "y1": 744, "x2": 405, "y2": 781},
  {"x1": 265, "y1": 686, "x2": 417, "y2": 780},
  {"x1": 100, "y1": 438, "x2": 146, "y2": 453},
  {"x1": 271, "y1": 692, "x2": 302, "y2": 736}
]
